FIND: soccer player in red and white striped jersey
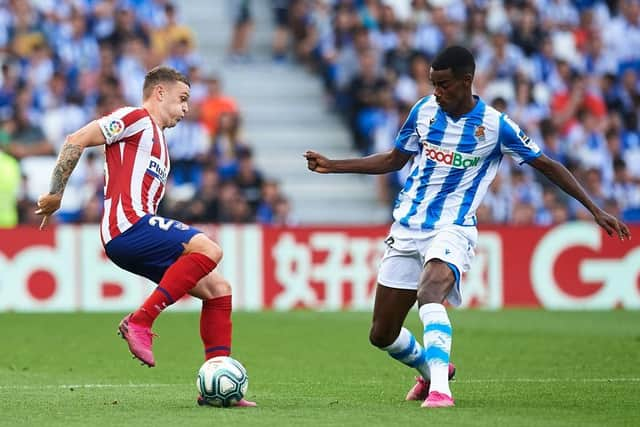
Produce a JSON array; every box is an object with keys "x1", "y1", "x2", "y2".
[{"x1": 35, "y1": 66, "x2": 255, "y2": 407}]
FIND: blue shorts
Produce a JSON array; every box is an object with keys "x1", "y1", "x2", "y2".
[{"x1": 104, "y1": 214, "x2": 202, "y2": 283}]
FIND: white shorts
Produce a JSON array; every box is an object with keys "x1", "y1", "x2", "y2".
[{"x1": 377, "y1": 222, "x2": 477, "y2": 307}]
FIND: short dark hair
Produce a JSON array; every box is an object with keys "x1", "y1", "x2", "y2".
[
  {"x1": 143, "y1": 66, "x2": 190, "y2": 100},
  {"x1": 431, "y1": 45, "x2": 475, "y2": 78}
]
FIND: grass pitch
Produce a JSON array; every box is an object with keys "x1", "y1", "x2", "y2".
[{"x1": 1, "y1": 310, "x2": 639, "y2": 426}]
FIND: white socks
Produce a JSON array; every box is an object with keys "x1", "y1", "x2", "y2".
[
  {"x1": 419, "y1": 303, "x2": 452, "y2": 396},
  {"x1": 382, "y1": 327, "x2": 430, "y2": 380}
]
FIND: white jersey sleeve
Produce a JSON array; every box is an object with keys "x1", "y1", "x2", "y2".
[{"x1": 498, "y1": 113, "x2": 542, "y2": 164}]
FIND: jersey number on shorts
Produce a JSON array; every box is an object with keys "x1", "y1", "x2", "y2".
[{"x1": 148, "y1": 216, "x2": 175, "y2": 231}]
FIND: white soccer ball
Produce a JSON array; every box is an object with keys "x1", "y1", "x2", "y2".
[{"x1": 196, "y1": 356, "x2": 248, "y2": 407}]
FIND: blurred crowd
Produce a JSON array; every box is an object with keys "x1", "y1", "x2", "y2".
[
  {"x1": 268, "y1": 0, "x2": 640, "y2": 225},
  {"x1": 0, "y1": 0, "x2": 292, "y2": 228},
  {"x1": 2, "y1": 0, "x2": 640, "y2": 229}
]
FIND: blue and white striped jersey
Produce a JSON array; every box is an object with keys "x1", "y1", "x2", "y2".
[{"x1": 393, "y1": 95, "x2": 541, "y2": 230}]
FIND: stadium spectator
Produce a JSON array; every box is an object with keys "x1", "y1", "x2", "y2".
[
  {"x1": 288, "y1": 0, "x2": 318, "y2": 67},
  {"x1": 346, "y1": 46, "x2": 388, "y2": 153},
  {"x1": 0, "y1": 0, "x2": 289, "y2": 230},
  {"x1": 150, "y1": 2, "x2": 195, "y2": 63},
  {"x1": 271, "y1": 0, "x2": 640, "y2": 225},
  {"x1": 271, "y1": 195, "x2": 296, "y2": 225},
  {"x1": 208, "y1": 111, "x2": 248, "y2": 180},
  {"x1": 2, "y1": 0, "x2": 639, "y2": 227},
  {"x1": 199, "y1": 76, "x2": 238, "y2": 136},
  {"x1": 233, "y1": 146, "x2": 264, "y2": 215},
  {"x1": 0, "y1": 145, "x2": 20, "y2": 227},
  {"x1": 3, "y1": 105, "x2": 54, "y2": 159},
  {"x1": 217, "y1": 179, "x2": 250, "y2": 222},
  {"x1": 255, "y1": 179, "x2": 282, "y2": 224},
  {"x1": 184, "y1": 166, "x2": 221, "y2": 223},
  {"x1": 271, "y1": 0, "x2": 291, "y2": 63},
  {"x1": 164, "y1": 104, "x2": 209, "y2": 188},
  {"x1": 100, "y1": 6, "x2": 148, "y2": 57},
  {"x1": 612, "y1": 157, "x2": 640, "y2": 213},
  {"x1": 228, "y1": 0, "x2": 254, "y2": 63}
]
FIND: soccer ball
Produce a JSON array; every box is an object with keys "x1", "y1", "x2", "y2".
[{"x1": 196, "y1": 356, "x2": 248, "y2": 407}]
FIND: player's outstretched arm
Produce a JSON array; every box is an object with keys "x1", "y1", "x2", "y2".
[
  {"x1": 35, "y1": 121, "x2": 107, "y2": 229},
  {"x1": 528, "y1": 154, "x2": 631, "y2": 240},
  {"x1": 304, "y1": 148, "x2": 411, "y2": 175}
]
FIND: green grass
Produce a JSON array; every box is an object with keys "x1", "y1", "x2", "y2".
[{"x1": 1, "y1": 310, "x2": 639, "y2": 426}]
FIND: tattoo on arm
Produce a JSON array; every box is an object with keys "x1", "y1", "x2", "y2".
[{"x1": 49, "y1": 143, "x2": 83, "y2": 195}]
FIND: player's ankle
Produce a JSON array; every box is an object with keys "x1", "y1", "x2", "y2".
[{"x1": 130, "y1": 309, "x2": 154, "y2": 328}]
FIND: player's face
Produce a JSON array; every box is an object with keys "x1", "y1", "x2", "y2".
[
  {"x1": 429, "y1": 68, "x2": 472, "y2": 115},
  {"x1": 161, "y1": 81, "x2": 190, "y2": 128}
]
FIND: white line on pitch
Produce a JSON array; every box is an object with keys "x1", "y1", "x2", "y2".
[
  {"x1": 1, "y1": 378, "x2": 640, "y2": 390},
  {"x1": 0, "y1": 384, "x2": 178, "y2": 390}
]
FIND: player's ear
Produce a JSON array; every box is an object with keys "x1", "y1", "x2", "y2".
[
  {"x1": 462, "y1": 73, "x2": 473, "y2": 88},
  {"x1": 156, "y1": 84, "x2": 165, "y2": 101}
]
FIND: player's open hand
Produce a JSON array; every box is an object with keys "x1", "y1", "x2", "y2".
[
  {"x1": 34, "y1": 193, "x2": 62, "y2": 230},
  {"x1": 304, "y1": 150, "x2": 332, "y2": 174},
  {"x1": 593, "y1": 208, "x2": 632, "y2": 241}
]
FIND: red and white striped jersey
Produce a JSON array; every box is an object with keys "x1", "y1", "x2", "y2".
[{"x1": 97, "y1": 107, "x2": 170, "y2": 244}]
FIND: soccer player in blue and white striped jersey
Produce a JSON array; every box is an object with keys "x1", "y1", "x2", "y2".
[{"x1": 304, "y1": 46, "x2": 631, "y2": 408}]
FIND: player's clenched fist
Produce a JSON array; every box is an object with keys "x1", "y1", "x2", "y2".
[{"x1": 304, "y1": 150, "x2": 331, "y2": 173}]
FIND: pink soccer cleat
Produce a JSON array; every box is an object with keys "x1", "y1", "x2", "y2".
[
  {"x1": 405, "y1": 363, "x2": 456, "y2": 401},
  {"x1": 197, "y1": 395, "x2": 257, "y2": 407},
  {"x1": 421, "y1": 391, "x2": 455, "y2": 408},
  {"x1": 117, "y1": 313, "x2": 156, "y2": 367},
  {"x1": 235, "y1": 398, "x2": 257, "y2": 407},
  {"x1": 405, "y1": 376, "x2": 429, "y2": 401}
]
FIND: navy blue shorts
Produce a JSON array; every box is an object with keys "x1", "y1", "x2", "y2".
[{"x1": 104, "y1": 214, "x2": 202, "y2": 283}]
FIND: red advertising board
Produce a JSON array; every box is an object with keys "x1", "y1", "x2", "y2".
[
  {"x1": 261, "y1": 225, "x2": 388, "y2": 310},
  {"x1": 1, "y1": 223, "x2": 638, "y2": 311}
]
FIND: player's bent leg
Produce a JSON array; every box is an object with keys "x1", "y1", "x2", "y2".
[
  {"x1": 124, "y1": 234, "x2": 222, "y2": 367},
  {"x1": 369, "y1": 284, "x2": 416, "y2": 348},
  {"x1": 192, "y1": 271, "x2": 256, "y2": 407},
  {"x1": 130, "y1": 233, "x2": 221, "y2": 328},
  {"x1": 368, "y1": 284, "x2": 436, "y2": 399}
]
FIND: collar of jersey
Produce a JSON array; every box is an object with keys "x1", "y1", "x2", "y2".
[{"x1": 443, "y1": 95, "x2": 483, "y2": 123}]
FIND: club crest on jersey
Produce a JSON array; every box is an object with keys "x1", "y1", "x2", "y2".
[
  {"x1": 147, "y1": 156, "x2": 168, "y2": 183},
  {"x1": 423, "y1": 142, "x2": 481, "y2": 169},
  {"x1": 474, "y1": 125, "x2": 485, "y2": 142},
  {"x1": 104, "y1": 119, "x2": 124, "y2": 138}
]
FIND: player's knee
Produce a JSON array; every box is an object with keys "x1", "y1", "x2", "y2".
[
  {"x1": 190, "y1": 272, "x2": 232, "y2": 300},
  {"x1": 209, "y1": 278, "x2": 232, "y2": 298},
  {"x1": 369, "y1": 324, "x2": 395, "y2": 349},
  {"x1": 417, "y1": 261, "x2": 452, "y2": 304},
  {"x1": 204, "y1": 241, "x2": 223, "y2": 264},
  {"x1": 417, "y1": 282, "x2": 447, "y2": 304},
  {"x1": 186, "y1": 234, "x2": 223, "y2": 263}
]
